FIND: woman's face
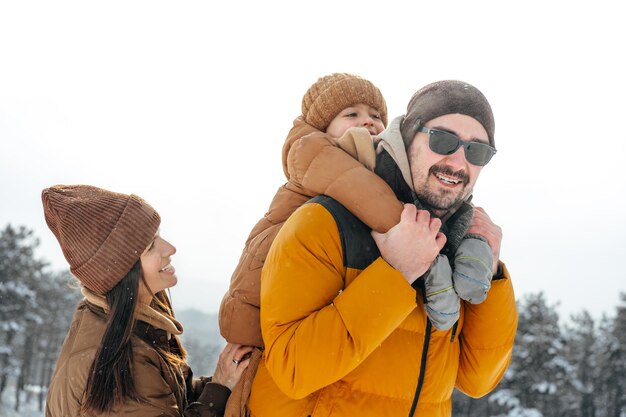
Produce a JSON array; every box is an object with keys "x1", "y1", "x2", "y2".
[{"x1": 139, "y1": 234, "x2": 177, "y2": 302}]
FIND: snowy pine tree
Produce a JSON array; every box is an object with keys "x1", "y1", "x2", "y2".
[
  {"x1": 0, "y1": 224, "x2": 81, "y2": 412},
  {"x1": 508, "y1": 292, "x2": 569, "y2": 416},
  {"x1": 562, "y1": 310, "x2": 598, "y2": 417},
  {"x1": 595, "y1": 295, "x2": 626, "y2": 417},
  {"x1": 0, "y1": 225, "x2": 45, "y2": 399}
]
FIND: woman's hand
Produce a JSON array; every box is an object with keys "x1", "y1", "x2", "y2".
[{"x1": 211, "y1": 343, "x2": 254, "y2": 390}]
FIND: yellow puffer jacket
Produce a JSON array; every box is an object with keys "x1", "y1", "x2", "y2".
[{"x1": 249, "y1": 197, "x2": 517, "y2": 417}]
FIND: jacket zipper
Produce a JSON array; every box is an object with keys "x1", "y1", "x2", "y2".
[
  {"x1": 408, "y1": 319, "x2": 432, "y2": 417},
  {"x1": 450, "y1": 321, "x2": 458, "y2": 343}
]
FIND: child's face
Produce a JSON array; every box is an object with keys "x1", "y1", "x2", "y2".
[{"x1": 325, "y1": 103, "x2": 385, "y2": 138}]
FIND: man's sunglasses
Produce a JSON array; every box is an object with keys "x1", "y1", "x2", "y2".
[{"x1": 418, "y1": 126, "x2": 497, "y2": 166}]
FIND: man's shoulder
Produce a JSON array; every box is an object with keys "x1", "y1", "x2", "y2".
[
  {"x1": 307, "y1": 195, "x2": 359, "y2": 223},
  {"x1": 300, "y1": 196, "x2": 379, "y2": 270}
]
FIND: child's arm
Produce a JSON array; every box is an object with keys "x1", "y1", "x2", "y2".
[
  {"x1": 286, "y1": 127, "x2": 403, "y2": 233},
  {"x1": 281, "y1": 117, "x2": 320, "y2": 180}
]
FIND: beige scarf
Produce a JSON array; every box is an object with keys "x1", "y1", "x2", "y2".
[{"x1": 81, "y1": 287, "x2": 184, "y2": 337}]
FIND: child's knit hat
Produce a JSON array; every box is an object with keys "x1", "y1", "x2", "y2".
[
  {"x1": 302, "y1": 73, "x2": 388, "y2": 131},
  {"x1": 41, "y1": 184, "x2": 161, "y2": 294}
]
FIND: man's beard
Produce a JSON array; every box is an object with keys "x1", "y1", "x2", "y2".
[{"x1": 414, "y1": 165, "x2": 470, "y2": 212}]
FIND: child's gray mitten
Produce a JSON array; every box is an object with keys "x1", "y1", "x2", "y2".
[
  {"x1": 452, "y1": 235, "x2": 493, "y2": 304},
  {"x1": 423, "y1": 255, "x2": 460, "y2": 330}
]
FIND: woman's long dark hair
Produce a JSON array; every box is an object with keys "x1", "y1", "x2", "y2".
[
  {"x1": 81, "y1": 261, "x2": 142, "y2": 412},
  {"x1": 81, "y1": 261, "x2": 187, "y2": 413}
]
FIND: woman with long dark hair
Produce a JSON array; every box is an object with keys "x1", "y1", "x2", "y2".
[{"x1": 42, "y1": 184, "x2": 252, "y2": 417}]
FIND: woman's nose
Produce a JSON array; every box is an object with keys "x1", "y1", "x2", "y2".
[{"x1": 163, "y1": 239, "x2": 176, "y2": 256}]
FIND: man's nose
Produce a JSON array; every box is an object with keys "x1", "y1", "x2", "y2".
[{"x1": 444, "y1": 146, "x2": 468, "y2": 168}]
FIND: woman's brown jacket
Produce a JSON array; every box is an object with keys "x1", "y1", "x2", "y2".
[{"x1": 46, "y1": 292, "x2": 231, "y2": 417}]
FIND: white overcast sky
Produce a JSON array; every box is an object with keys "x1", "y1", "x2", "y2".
[{"x1": 1, "y1": 1, "x2": 624, "y2": 321}]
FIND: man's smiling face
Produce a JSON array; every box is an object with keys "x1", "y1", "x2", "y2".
[{"x1": 408, "y1": 113, "x2": 488, "y2": 215}]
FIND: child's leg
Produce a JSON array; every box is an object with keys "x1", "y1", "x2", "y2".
[
  {"x1": 452, "y1": 236, "x2": 494, "y2": 304},
  {"x1": 423, "y1": 255, "x2": 460, "y2": 331}
]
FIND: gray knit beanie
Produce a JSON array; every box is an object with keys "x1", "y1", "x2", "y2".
[{"x1": 400, "y1": 80, "x2": 495, "y2": 149}]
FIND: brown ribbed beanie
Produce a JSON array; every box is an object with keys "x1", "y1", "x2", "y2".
[
  {"x1": 302, "y1": 73, "x2": 388, "y2": 131},
  {"x1": 400, "y1": 80, "x2": 495, "y2": 149},
  {"x1": 41, "y1": 185, "x2": 161, "y2": 294}
]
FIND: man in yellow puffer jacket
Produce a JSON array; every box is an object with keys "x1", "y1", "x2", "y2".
[{"x1": 250, "y1": 80, "x2": 518, "y2": 417}]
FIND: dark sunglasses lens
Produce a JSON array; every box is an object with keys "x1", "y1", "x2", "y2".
[
  {"x1": 429, "y1": 130, "x2": 494, "y2": 166},
  {"x1": 429, "y1": 131, "x2": 460, "y2": 155},
  {"x1": 465, "y1": 143, "x2": 494, "y2": 166}
]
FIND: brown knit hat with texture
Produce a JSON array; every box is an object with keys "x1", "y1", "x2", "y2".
[
  {"x1": 302, "y1": 73, "x2": 388, "y2": 131},
  {"x1": 42, "y1": 184, "x2": 161, "y2": 294},
  {"x1": 400, "y1": 80, "x2": 495, "y2": 149}
]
